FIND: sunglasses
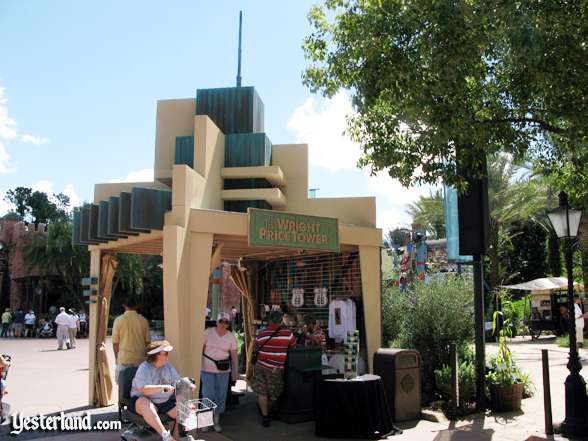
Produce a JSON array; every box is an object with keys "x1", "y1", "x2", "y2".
[{"x1": 218, "y1": 319, "x2": 230, "y2": 325}]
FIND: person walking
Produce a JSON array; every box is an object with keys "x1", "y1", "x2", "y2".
[
  {"x1": 78, "y1": 310, "x2": 88, "y2": 338},
  {"x1": 200, "y1": 312, "x2": 238, "y2": 433},
  {"x1": 24, "y1": 310, "x2": 36, "y2": 338},
  {"x1": 574, "y1": 296, "x2": 585, "y2": 349},
  {"x1": 67, "y1": 309, "x2": 80, "y2": 348},
  {"x1": 112, "y1": 296, "x2": 150, "y2": 384},
  {"x1": 12, "y1": 308, "x2": 24, "y2": 338},
  {"x1": 1, "y1": 308, "x2": 11, "y2": 338},
  {"x1": 54, "y1": 307, "x2": 71, "y2": 350},
  {"x1": 251, "y1": 310, "x2": 296, "y2": 427}
]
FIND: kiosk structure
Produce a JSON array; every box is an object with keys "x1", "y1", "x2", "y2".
[{"x1": 74, "y1": 85, "x2": 382, "y2": 406}]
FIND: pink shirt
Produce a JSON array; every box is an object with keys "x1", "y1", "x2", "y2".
[{"x1": 202, "y1": 327, "x2": 237, "y2": 373}]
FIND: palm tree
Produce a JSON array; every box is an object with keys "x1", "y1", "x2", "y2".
[
  {"x1": 486, "y1": 155, "x2": 554, "y2": 288},
  {"x1": 24, "y1": 220, "x2": 90, "y2": 306},
  {"x1": 406, "y1": 189, "x2": 445, "y2": 239}
]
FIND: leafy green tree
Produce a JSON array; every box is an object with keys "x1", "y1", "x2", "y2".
[
  {"x1": 113, "y1": 253, "x2": 145, "y2": 301},
  {"x1": 24, "y1": 221, "x2": 90, "y2": 306},
  {"x1": 303, "y1": 1, "x2": 588, "y2": 190},
  {"x1": 5, "y1": 187, "x2": 32, "y2": 218},
  {"x1": 505, "y1": 221, "x2": 548, "y2": 284},
  {"x1": 406, "y1": 189, "x2": 445, "y2": 239},
  {"x1": 5, "y1": 186, "x2": 70, "y2": 224}
]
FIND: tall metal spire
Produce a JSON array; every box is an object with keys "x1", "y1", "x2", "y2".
[{"x1": 236, "y1": 10, "x2": 243, "y2": 87}]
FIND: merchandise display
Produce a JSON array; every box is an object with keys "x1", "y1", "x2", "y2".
[{"x1": 328, "y1": 298, "x2": 357, "y2": 343}]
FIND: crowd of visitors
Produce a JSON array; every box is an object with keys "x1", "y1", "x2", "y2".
[{"x1": 0, "y1": 306, "x2": 87, "y2": 345}]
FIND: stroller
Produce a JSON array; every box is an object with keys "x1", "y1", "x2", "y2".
[
  {"x1": 0, "y1": 354, "x2": 11, "y2": 424},
  {"x1": 120, "y1": 376, "x2": 216, "y2": 441},
  {"x1": 38, "y1": 320, "x2": 53, "y2": 338}
]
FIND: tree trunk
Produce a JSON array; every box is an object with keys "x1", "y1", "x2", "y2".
[{"x1": 577, "y1": 217, "x2": 588, "y2": 290}]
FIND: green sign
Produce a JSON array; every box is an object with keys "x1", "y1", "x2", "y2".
[{"x1": 248, "y1": 208, "x2": 339, "y2": 252}]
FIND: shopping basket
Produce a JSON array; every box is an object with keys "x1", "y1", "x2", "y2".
[{"x1": 177, "y1": 398, "x2": 217, "y2": 431}]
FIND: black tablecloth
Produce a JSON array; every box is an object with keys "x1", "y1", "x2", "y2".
[{"x1": 315, "y1": 374, "x2": 401, "y2": 439}]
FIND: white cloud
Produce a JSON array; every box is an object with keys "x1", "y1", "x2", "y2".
[
  {"x1": 287, "y1": 92, "x2": 437, "y2": 233},
  {"x1": 109, "y1": 168, "x2": 154, "y2": 183},
  {"x1": 31, "y1": 180, "x2": 54, "y2": 195},
  {"x1": 0, "y1": 87, "x2": 17, "y2": 173},
  {"x1": 287, "y1": 91, "x2": 361, "y2": 171},
  {"x1": 20, "y1": 134, "x2": 50, "y2": 146},
  {"x1": 63, "y1": 184, "x2": 82, "y2": 208}
]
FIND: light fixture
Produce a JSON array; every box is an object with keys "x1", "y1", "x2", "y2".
[{"x1": 547, "y1": 192, "x2": 582, "y2": 238}]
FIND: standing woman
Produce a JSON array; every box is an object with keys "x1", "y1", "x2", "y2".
[{"x1": 201, "y1": 312, "x2": 238, "y2": 433}]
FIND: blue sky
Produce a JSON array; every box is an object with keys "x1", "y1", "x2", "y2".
[{"x1": 0, "y1": 0, "x2": 429, "y2": 231}]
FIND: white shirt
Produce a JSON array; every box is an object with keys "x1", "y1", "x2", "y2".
[
  {"x1": 328, "y1": 299, "x2": 357, "y2": 343},
  {"x1": 67, "y1": 314, "x2": 79, "y2": 329},
  {"x1": 55, "y1": 311, "x2": 70, "y2": 327},
  {"x1": 575, "y1": 304, "x2": 585, "y2": 328},
  {"x1": 24, "y1": 313, "x2": 36, "y2": 325}
]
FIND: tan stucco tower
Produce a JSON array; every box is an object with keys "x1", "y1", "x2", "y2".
[{"x1": 76, "y1": 86, "x2": 382, "y2": 406}]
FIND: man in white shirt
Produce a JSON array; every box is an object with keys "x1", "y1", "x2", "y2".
[
  {"x1": 67, "y1": 309, "x2": 80, "y2": 349},
  {"x1": 54, "y1": 307, "x2": 71, "y2": 350},
  {"x1": 24, "y1": 310, "x2": 36, "y2": 338},
  {"x1": 574, "y1": 296, "x2": 585, "y2": 349}
]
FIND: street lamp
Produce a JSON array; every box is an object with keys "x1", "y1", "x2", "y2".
[{"x1": 547, "y1": 191, "x2": 588, "y2": 437}]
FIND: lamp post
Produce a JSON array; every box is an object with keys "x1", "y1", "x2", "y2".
[{"x1": 547, "y1": 191, "x2": 588, "y2": 437}]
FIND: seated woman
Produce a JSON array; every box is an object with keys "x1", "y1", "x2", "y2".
[{"x1": 131, "y1": 340, "x2": 184, "y2": 441}]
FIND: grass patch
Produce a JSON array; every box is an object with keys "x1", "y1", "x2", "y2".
[{"x1": 556, "y1": 334, "x2": 570, "y2": 348}]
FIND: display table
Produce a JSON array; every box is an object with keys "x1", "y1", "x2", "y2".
[{"x1": 315, "y1": 374, "x2": 401, "y2": 439}]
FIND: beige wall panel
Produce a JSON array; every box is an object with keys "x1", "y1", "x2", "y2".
[
  {"x1": 359, "y1": 245, "x2": 382, "y2": 373},
  {"x1": 185, "y1": 232, "x2": 214, "y2": 394},
  {"x1": 94, "y1": 181, "x2": 169, "y2": 203},
  {"x1": 162, "y1": 225, "x2": 187, "y2": 371},
  {"x1": 272, "y1": 144, "x2": 309, "y2": 207},
  {"x1": 88, "y1": 249, "x2": 101, "y2": 405},
  {"x1": 302, "y1": 197, "x2": 377, "y2": 228},
  {"x1": 196, "y1": 116, "x2": 225, "y2": 210},
  {"x1": 189, "y1": 209, "x2": 248, "y2": 236},
  {"x1": 155, "y1": 99, "x2": 196, "y2": 182},
  {"x1": 169, "y1": 165, "x2": 204, "y2": 227}
]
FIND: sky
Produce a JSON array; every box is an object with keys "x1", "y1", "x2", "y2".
[{"x1": 0, "y1": 0, "x2": 430, "y2": 231}]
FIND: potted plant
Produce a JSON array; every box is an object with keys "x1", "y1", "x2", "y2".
[{"x1": 486, "y1": 312, "x2": 532, "y2": 412}]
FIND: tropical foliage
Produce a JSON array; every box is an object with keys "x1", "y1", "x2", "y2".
[
  {"x1": 406, "y1": 189, "x2": 445, "y2": 239},
  {"x1": 24, "y1": 220, "x2": 90, "y2": 307}
]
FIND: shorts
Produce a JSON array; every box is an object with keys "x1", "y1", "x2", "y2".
[
  {"x1": 130, "y1": 396, "x2": 176, "y2": 415},
  {"x1": 250, "y1": 365, "x2": 284, "y2": 401}
]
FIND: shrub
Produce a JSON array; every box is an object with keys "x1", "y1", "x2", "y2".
[
  {"x1": 434, "y1": 360, "x2": 476, "y2": 402},
  {"x1": 387, "y1": 276, "x2": 475, "y2": 394},
  {"x1": 381, "y1": 285, "x2": 407, "y2": 345}
]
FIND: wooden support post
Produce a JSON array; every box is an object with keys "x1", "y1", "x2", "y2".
[
  {"x1": 542, "y1": 349, "x2": 554, "y2": 435},
  {"x1": 450, "y1": 343, "x2": 460, "y2": 414}
]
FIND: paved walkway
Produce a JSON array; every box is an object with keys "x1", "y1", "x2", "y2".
[{"x1": 0, "y1": 335, "x2": 585, "y2": 440}]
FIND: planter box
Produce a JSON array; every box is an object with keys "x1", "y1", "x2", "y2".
[{"x1": 489, "y1": 383, "x2": 523, "y2": 412}]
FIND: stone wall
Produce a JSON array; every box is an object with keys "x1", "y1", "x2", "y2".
[{"x1": 0, "y1": 220, "x2": 50, "y2": 309}]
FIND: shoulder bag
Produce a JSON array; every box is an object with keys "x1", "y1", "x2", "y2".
[{"x1": 252, "y1": 326, "x2": 282, "y2": 365}]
